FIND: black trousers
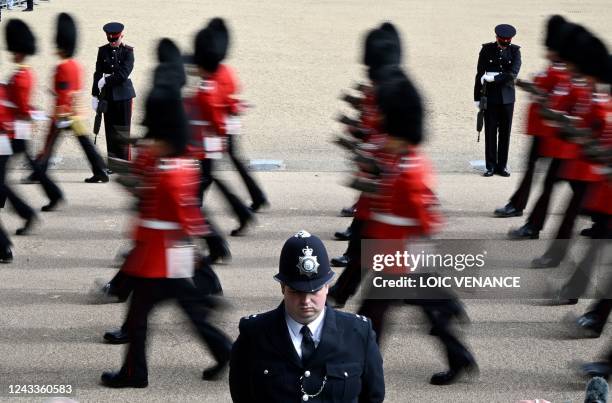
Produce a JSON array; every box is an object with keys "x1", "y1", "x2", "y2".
[
  {"x1": 329, "y1": 218, "x2": 364, "y2": 304},
  {"x1": 508, "y1": 137, "x2": 540, "y2": 211},
  {"x1": 0, "y1": 155, "x2": 35, "y2": 219},
  {"x1": 11, "y1": 139, "x2": 63, "y2": 203},
  {"x1": 199, "y1": 159, "x2": 252, "y2": 223},
  {"x1": 0, "y1": 220, "x2": 10, "y2": 250},
  {"x1": 358, "y1": 298, "x2": 473, "y2": 369},
  {"x1": 527, "y1": 158, "x2": 562, "y2": 231},
  {"x1": 120, "y1": 277, "x2": 231, "y2": 381},
  {"x1": 103, "y1": 99, "x2": 132, "y2": 160},
  {"x1": 537, "y1": 180, "x2": 588, "y2": 264},
  {"x1": 226, "y1": 136, "x2": 266, "y2": 206},
  {"x1": 560, "y1": 214, "x2": 611, "y2": 299},
  {"x1": 36, "y1": 124, "x2": 107, "y2": 178},
  {"x1": 484, "y1": 103, "x2": 514, "y2": 171},
  {"x1": 25, "y1": 0, "x2": 33, "y2": 9}
]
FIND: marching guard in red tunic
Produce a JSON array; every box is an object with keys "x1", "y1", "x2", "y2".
[
  {"x1": 354, "y1": 71, "x2": 477, "y2": 386},
  {"x1": 515, "y1": 27, "x2": 608, "y2": 270},
  {"x1": 0, "y1": 72, "x2": 16, "y2": 262},
  {"x1": 0, "y1": 20, "x2": 63, "y2": 238},
  {"x1": 206, "y1": 18, "x2": 269, "y2": 212},
  {"x1": 101, "y1": 40, "x2": 231, "y2": 388},
  {"x1": 508, "y1": 23, "x2": 591, "y2": 246},
  {"x1": 25, "y1": 13, "x2": 108, "y2": 185},
  {"x1": 186, "y1": 24, "x2": 253, "y2": 237},
  {"x1": 495, "y1": 15, "x2": 571, "y2": 218},
  {"x1": 329, "y1": 23, "x2": 402, "y2": 297}
]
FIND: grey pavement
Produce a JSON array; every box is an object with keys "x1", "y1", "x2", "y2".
[{"x1": 0, "y1": 169, "x2": 601, "y2": 402}]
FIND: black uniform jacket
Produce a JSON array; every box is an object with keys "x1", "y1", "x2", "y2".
[
  {"x1": 91, "y1": 43, "x2": 136, "y2": 101},
  {"x1": 229, "y1": 303, "x2": 385, "y2": 403},
  {"x1": 474, "y1": 42, "x2": 521, "y2": 104}
]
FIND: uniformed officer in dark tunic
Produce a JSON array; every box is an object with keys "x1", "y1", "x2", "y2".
[
  {"x1": 229, "y1": 230, "x2": 384, "y2": 403},
  {"x1": 92, "y1": 22, "x2": 136, "y2": 162},
  {"x1": 474, "y1": 24, "x2": 521, "y2": 177}
]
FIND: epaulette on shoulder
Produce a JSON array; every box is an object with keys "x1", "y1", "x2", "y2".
[
  {"x1": 336, "y1": 310, "x2": 370, "y2": 325},
  {"x1": 354, "y1": 313, "x2": 370, "y2": 323},
  {"x1": 241, "y1": 313, "x2": 262, "y2": 321},
  {"x1": 123, "y1": 44, "x2": 134, "y2": 51},
  {"x1": 510, "y1": 43, "x2": 521, "y2": 50}
]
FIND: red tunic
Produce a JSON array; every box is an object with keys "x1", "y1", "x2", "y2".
[
  {"x1": 525, "y1": 63, "x2": 570, "y2": 136},
  {"x1": 54, "y1": 59, "x2": 82, "y2": 115},
  {"x1": 213, "y1": 64, "x2": 242, "y2": 116},
  {"x1": 5, "y1": 65, "x2": 35, "y2": 121},
  {"x1": 187, "y1": 79, "x2": 226, "y2": 160},
  {"x1": 363, "y1": 149, "x2": 442, "y2": 240},
  {"x1": 122, "y1": 149, "x2": 207, "y2": 278},
  {"x1": 0, "y1": 85, "x2": 14, "y2": 138},
  {"x1": 582, "y1": 98, "x2": 612, "y2": 214},
  {"x1": 559, "y1": 92, "x2": 610, "y2": 182},
  {"x1": 539, "y1": 77, "x2": 593, "y2": 159}
]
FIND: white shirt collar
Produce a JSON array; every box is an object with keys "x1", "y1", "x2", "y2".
[{"x1": 285, "y1": 308, "x2": 326, "y2": 357}]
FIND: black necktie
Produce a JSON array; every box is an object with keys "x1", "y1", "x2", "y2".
[{"x1": 300, "y1": 325, "x2": 315, "y2": 364}]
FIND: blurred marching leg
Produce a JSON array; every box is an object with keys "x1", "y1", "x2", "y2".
[
  {"x1": 532, "y1": 180, "x2": 587, "y2": 268},
  {"x1": 0, "y1": 220, "x2": 13, "y2": 263},
  {"x1": 496, "y1": 137, "x2": 540, "y2": 217},
  {"x1": 0, "y1": 154, "x2": 37, "y2": 235},
  {"x1": 426, "y1": 300, "x2": 478, "y2": 385},
  {"x1": 77, "y1": 134, "x2": 109, "y2": 182},
  {"x1": 175, "y1": 279, "x2": 232, "y2": 380},
  {"x1": 227, "y1": 135, "x2": 268, "y2": 211},
  {"x1": 509, "y1": 158, "x2": 562, "y2": 239},
  {"x1": 213, "y1": 177, "x2": 253, "y2": 236}
]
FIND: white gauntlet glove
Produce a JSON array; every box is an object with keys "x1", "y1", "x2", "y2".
[
  {"x1": 97, "y1": 77, "x2": 106, "y2": 92},
  {"x1": 92, "y1": 97, "x2": 99, "y2": 111}
]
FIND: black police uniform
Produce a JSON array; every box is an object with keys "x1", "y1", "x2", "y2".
[
  {"x1": 229, "y1": 231, "x2": 385, "y2": 402},
  {"x1": 474, "y1": 24, "x2": 521, "y2": 175},
  {"x1": 92, "y1": 23, "x2": 136, "y2": 161},
  {"x1": 230, "y1": 305, "x2": 384, "y2": 403}
]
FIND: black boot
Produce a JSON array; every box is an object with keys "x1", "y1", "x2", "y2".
[
  {"x1": 334, "y1": 227, "x2": 352, "y2": 241},
  {"x1": 0, "y1": 246, "x2": 13, "y2": 263},
  {"x1": 103, "y1": 328, "x2": 129, "y2": 344},
  {"x1": 494, "y1": 203, "x2": 523, "y2": 218},
  {"x1": 430, "y1": 359, "x2": 478, "y2": 385},
  {"x1": 41, "y1": 197, "x2": 64, "y2": 212},
  {"x1": 16, "y1": 214, "x2": 38, "y2": 236},
  {"x1": 508, "y1": 224, "x2": 539, "y2": 239},
  {"x1": 101, "y1": 371, "x2": 148, "y2": 388},
  {"x1": 202, "y1": 361, "x2": 228, "y2": 381},
  {"x1": 331, "y1": 254, "x2": 349, "y2": 267}
]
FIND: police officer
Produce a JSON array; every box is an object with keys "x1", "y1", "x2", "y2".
[
  {"x1": 474, "y1": 24, "x2": 521, "y2": 177},
  {"x1": 92, "y1": 22, "x2": 135, "y2": 162},
  {"x1": 229, "y1": 230, "x2": 385, "y2": 402}
]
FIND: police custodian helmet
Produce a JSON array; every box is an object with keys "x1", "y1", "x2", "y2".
[{"x1": 274, "y1": 231, "x2": 335, "y2": 293}]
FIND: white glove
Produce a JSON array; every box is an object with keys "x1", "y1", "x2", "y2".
[
  {"x1": 474, "y1": 101, "x2": 480, "y2": 109},
  {"x1": 480, "y1": 75, "x2": 486, "y2": 85},
  {"x1": 97, "y1": 77, "x2": 106, "y2": 91},
  {"x1": 92, "y1": 97, "x2": 99, "y2": 111},
  {"x1": 483, "y1": 72, "x2": 500, "y2": 83}
]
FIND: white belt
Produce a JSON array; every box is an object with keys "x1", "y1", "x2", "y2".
[
  {"x1": 140, "y1": 219, "x2": 181, "y2": 230},
  {"x1": 0, "y1": 100, "x2": 16, "y2": 108},
  {"x1": 370, "y1": 212, "x2": 418, "y2": 227},
  {"x1": 189, "y1": 120, "x2": 210, "y2": 126}
]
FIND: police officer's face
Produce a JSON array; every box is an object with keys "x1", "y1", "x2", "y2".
[{"x1": 282, "y1": 284, "x2": 328, "y2": 324}]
